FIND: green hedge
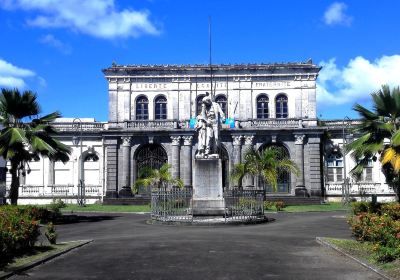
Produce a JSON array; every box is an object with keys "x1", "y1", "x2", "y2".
[
  {"x1": 0, "y1": 206, "x2": 43, "y2": 262},
  {"x1": 349, "y1": 202, "x2": 400, "y2": 263}
]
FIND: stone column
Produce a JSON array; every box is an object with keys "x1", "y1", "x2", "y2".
[
  {"x1": 294, "y1": 134, "x2": 306, "y2": 187},
  {"x1": 48, "y1": 160, "x2": 54, "y2": 186},
  {"x1": 232, "y1": 135, "x2": 242, "y2": 165},
  {"x1": 170, "y1": 136, "x2": 181, "y2": 180},
  {"x1": 105, "y1": 139, "x2": 118, "y2": 198},
  {"x1": 119, "y1": 136, "x2": 132, "y2": 197},
  {"x1": 308, "y1": 136, "x2": 322, "y2": 197},
  {"x1": 242, "y1": 135, "x2": 254, "y2": 187},
  {"x1": 181, "y1": 136, "x2": 193, "y2": 187}
]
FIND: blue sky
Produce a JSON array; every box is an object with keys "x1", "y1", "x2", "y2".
[{"x1": 1, "y1": 0, "x2": 400, "y2": 121}]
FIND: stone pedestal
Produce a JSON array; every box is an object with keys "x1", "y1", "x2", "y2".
[{"x1": 193, "y1": 158, "x2": 224, "y2": 216}]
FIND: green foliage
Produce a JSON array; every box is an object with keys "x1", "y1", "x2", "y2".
[
  {"x1": 133, "y1": 163, "x2": 183, "y2": 192},
  {"x1": 348, "y1": 202, "x2": 400, "y2": 263},
  {"x1": 48, "y1": 199, "x2": 66, "y2": 217},
  {"x1": 0, "y1": 88, "x2": 71, "y2": 204},
  {"x1": 346, "y1": 85, "x2": 400, "y2": 201},
  {"x1": 351, "y1": 201, "x2": 382, "y2": 215},
  {"x1": 45, "y1": 222, "x2": 57, "y2": 245},
  {"x1": 263, "y1": 201, "x2": 274, "y2": 210},
  {"x1": 274, "y1": 201, "x2": 286, "y2": 211},
  {"x1": 0, "y1": 206, "x2": 41, "y2": 261},
  {"x1": 231, "y1": 146, "x2": 299, "y2": 191}
]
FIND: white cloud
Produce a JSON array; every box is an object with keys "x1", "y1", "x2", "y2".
[
  {"x1": 40, "y1": 34, "x2": 71, "y2": 54},
  {"x1": 317, "y1": 55, "x2": 400, "y2": 105},
  {"x1": 323, "y1": 2, "x2": 352, "y2": 26},
  {"x1": 0, "y1": 58, "x2": 36, "y2": 88},
  {"x1": 0, "y1": 0, "x2": 160, "y2": 39}
]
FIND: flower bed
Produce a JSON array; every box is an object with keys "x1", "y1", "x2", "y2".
[
  {"x1": 349, "y1": 202, "x2": 400, "y2": 263},
  {"x1": 0, "y1": 206, "x2": 43, "y2": 263}
]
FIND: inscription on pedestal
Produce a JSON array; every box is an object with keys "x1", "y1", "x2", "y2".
[{"x1": 193, "y1": 158, "x2": 224, "y2": 215}]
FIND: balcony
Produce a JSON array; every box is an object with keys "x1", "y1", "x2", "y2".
[{"x1": 53, "y1": 122, "x2": 106, "y2": 132}]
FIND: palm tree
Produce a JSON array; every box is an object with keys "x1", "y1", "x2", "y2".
[
  {"x1": 133, "y1": 163, "x2": 183, "y2": 192},
  {"x1": 231, "y1": 146, "x2": 299, "y2": 192},
  {"x1": 0, "y1": 88, "x2": 71, "y2": 205},
  {"x1": 346, "y1": 85, "x2": 400, "y2": 202}
]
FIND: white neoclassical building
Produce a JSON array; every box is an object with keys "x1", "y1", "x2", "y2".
[{"x1": 4, "y1": 62, "x2": 397, "y2": 204}]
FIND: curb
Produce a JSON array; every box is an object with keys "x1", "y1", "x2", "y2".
[
  {"x1": 316, "y1": 237, "x2": 393, "y2": 280},
  {"x1": 61, "y1": 210, "x2": 150, "y2": 215},
  {"x1": 0, "y1": 239, "x2": 93, "y2": 279}
]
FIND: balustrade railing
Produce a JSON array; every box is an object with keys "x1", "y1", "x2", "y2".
[
  {"x1": 325, "y1": 182, "x2": 382, "y2": 195},
  {"x1": 53, "y1": 122, "x2": 106, "y2": 132},
  {"x1": 124, "y1": 120, "x2": 179, "y2": 130},
  {"x1": 19, "y1": 185, "x2": 44, "y2": 196},
  {"x1": 50, "y1": 185, "x2": 74, "y2": 196},
  {"x1": 238, "y1": 118, "x2": 303, "y2": 128},
  {"x1": 85, "y1": 185, "x2": 102, "y2": 196}
]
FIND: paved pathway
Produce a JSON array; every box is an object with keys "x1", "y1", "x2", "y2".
[{"x1": 11, "y1": 211, "x2": 384, "y2": 280}]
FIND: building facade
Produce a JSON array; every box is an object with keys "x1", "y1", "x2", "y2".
[{"x1": 5, "y1": 62, "x2": 397, "y2": 204}]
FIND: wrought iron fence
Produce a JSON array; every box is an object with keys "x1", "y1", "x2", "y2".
[
  {"x1": 224, "y1": 190, "x2": 265, "y2": 221},
  {"x1": 151, "y1": 188, "x2": 266, "y2": 223},
  {"x1": 151, "y1": 187, "x2": 193, "y2": 222}
]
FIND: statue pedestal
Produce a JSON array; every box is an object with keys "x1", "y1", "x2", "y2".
[{"x1": 192, "y1": 157, "x2": 225, "y2": 216}]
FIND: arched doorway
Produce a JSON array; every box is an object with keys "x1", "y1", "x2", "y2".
[
  {"x1": 135, "y1": 144, "x2": 168, "y2": 193},
  {"x1": 218, "y1": 146, "x2": 229, "y2": 191},
  {"x1": 258, "y1": 144, "x2": 291, "y2": 193}
]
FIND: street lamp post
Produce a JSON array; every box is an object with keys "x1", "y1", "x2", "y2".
[
  {"x1": 72, "y1": 118, "x2": 85, "y2": 206},
  {"x1": 342, "y1": 116, "x2": 352, "y2": 205}
]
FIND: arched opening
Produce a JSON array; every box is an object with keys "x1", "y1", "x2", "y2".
[
  {"x1": 215, "y1": 95, "x2": 228, "y2": 117},
  {"x1": 136, "y1": 95, "x2": 149, "y2": 120},
  {"x1": 83, "y1": 152, "x2": 100, "y2": 187},
  {"x1": 218, "y1": 145, "x2": 229, "y2": 191},
  {"x1": 154, "y1": 95, "x2": 167, "y2": 120},
  {"x1": 258, "y1": 144, "x2": 291, "y2": 193},
  {"x1": 275, "y1": 94, "x2": 288, "y2": 118},
  {"x1": 135, "y1": 144, "x2": 168, "y2": 193},
  {"x1": 257, "y1": 94, "x2": 269, "y2": 119}
]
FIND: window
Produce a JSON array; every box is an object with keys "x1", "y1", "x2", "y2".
[
  {"x1": 362, "y1": 159, "x2": 373, "y2": 181},
  {"x1": 196, "y1": 95, "x2": 205, "y2": 116},
  {"x1": 257, "y1": 94, "x2": 269, "y2": 119},
  {"x1": 155, "y1": 96, "x2": 167, "y2": 120},
  {"x1": 326, "y1": 154, "x2": 343, "y2": 182},
  {"x1": 136, "y1": 96, "x2": 149, "y2": 120},
  {"x1": 275, "y1": 94, "x2": 288, "y2": 118},
  {"x1": 215, "y1": 95, "x2": 227, "y2": 117}
]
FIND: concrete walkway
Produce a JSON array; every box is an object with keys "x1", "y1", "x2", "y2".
[{"x1": 11, "y1": 211, "x2": 384, "y2": 280}]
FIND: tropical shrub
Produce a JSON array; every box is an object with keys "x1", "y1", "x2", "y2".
[
  {"x1": 351, "y1": 201, "x2": 382, "y2": 215},
  {"x1": 263, "y1": 201, "x2": 274, "y2": 210},
  {"x1": 274, "y1": 201, "x2": 286, "y2": 211},
  {"x1": 45, "y1": 222, "x2": 57, "y2": 244},
  {"x1": 0, "y1": 206, "x2": 40, "y2": 261},
  {"x1": 381, "y1": 203, "x2": 400, "y2": 220},
  {"x1": 348, "y1": 203, "x2": 400, "y2": 263}
]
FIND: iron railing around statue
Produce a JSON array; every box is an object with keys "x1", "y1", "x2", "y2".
[
  {"x1": 151, "y1": 187, "x2": 193, "y2": 222},
  {"x1": 224, "y1": 190, "x2": 265, "y2": 221}
]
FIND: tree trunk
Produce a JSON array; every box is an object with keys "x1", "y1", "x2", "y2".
[{"x1": 9, "y1": 162, "x2": 20, "y2": 205}]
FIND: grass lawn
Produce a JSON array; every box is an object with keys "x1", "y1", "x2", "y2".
[
  {"x1": 62, "y1": 204, "x2": 151, "y2": 213},
  {"x1": 0, "y1": 241, "x2": 87, "y2": 275},
  {"x1": 265, "y1": 202, "x2": 350, "y2": 212},
  {"x1": 325, "y1": 238, "x2": 400, "y2": 280}
]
